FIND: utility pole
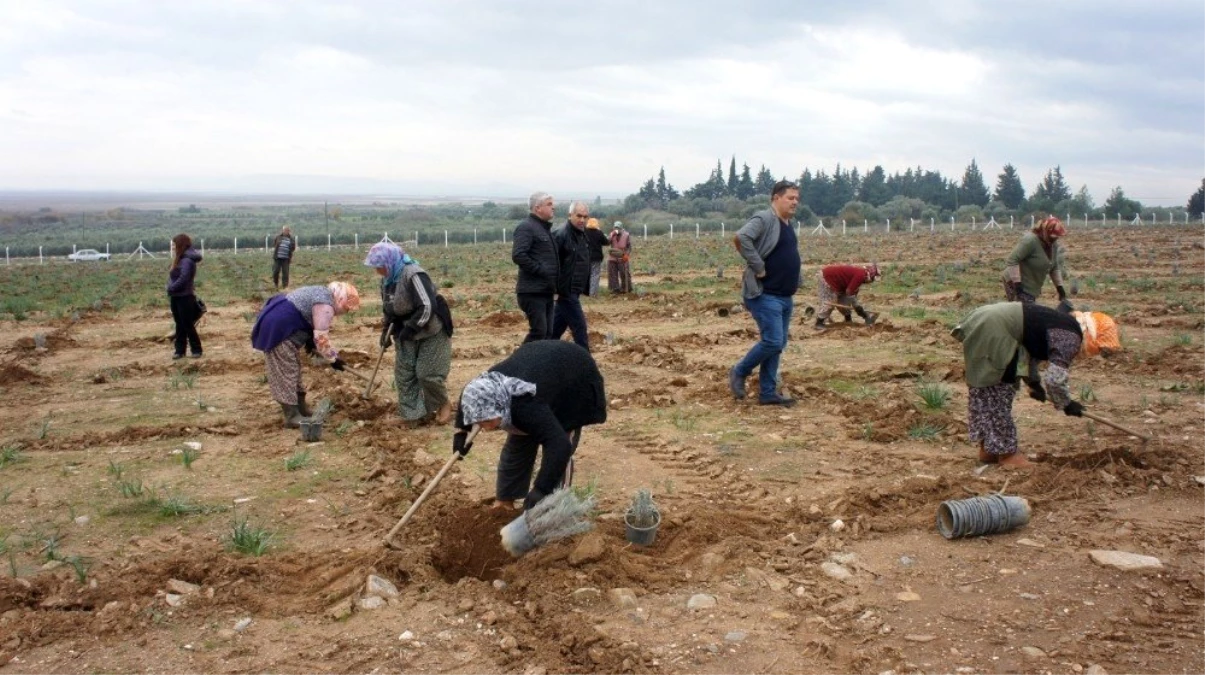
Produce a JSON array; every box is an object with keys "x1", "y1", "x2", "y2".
[{"x1": 325, "y1": 202, "x2": 330, "y2": 241}]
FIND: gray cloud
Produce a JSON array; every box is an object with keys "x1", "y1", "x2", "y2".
[{"x1": 0, "y1": 0, "x2": 1200, "y2": 205}]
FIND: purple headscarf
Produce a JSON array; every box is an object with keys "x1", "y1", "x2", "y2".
[{"x1": 362, "y1": 242, "x2": 415, "y2": 286}]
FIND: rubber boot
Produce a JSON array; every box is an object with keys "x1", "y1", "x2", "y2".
[
  {"x1": 856, "y1": 306, "x2": 878, "y2": 326},
  {"x1": 297, "y1": 391, "x2": 312, "y2": 417},
  {"x1": 280, "y1": 403, "x2": 304, "y2": 429},
  {"x1": 841, "y1": 312, "x2": 853, "y2": 322}
]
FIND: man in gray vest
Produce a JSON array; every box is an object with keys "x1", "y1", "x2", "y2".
[{"x1": 272, "y1": 226, "x2": 297, "y2": 289}]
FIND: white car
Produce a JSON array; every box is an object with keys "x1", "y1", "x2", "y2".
[{"x1": 67, "y1": 249, "x2": 111, "y2": 262}]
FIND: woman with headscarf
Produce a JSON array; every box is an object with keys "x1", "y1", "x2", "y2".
[
  {"x1": 452, "y1": 341, "x2": 606, "y2": 510},
  {"x1": 363, "y1": 242, "x2": 454, "y2": 427},
  {"x1": 166, "y1": 233, "x2": 203, "y2": 359},
  {"x1": 584, "y1": 217, "x2": 608, "y2": 297},
  {"x1": 1003, "y1": 215, "x2": 1067, "y2": 304},
  {"x1": 607, "y1": 222, "x2": 633, "y2": 294},
  {"x1": 251, "y1": 281, "x2": 361, "y2": 428},
  {"x1": 952, "y1": 301, "x2": 1119, "y2": 468}
]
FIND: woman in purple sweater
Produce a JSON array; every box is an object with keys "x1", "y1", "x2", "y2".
[{"x1": 166, "y1": 233, "x2": 203, "y2": 359}]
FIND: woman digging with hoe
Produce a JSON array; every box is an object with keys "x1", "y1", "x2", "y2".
[
  {"x1": 251, "y1": 282, "x2": 361, "y2": 428},
  {"x1": 952, "y1": 301, "x2": 1120, "y2": 467},
  {"x1": 363, "y1": 242, "x2": 454, "y2": 427},
  {"x1": 451, "y1": 340, "x2": 606, "y2": 511}
]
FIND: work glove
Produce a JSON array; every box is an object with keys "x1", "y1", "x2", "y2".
[
  {"x1": 329, "y1": 358, "x2": 346, "y2": 372},
  {"x1": 379, "y1": 322, "x2": 394, "y2": 349},
  {"x1": 395, "y1": 324, "x2": 418, "y2": 344},
  {"x1": 1063, "y1": 400, "x2": 1084, "y2": 417},
  {"x1": 1025, "y1": 379, "x2": 1047, "y2": 402},
  {"x1": 1056, "y1": 285, "x2": 1068, "y2": 301},
  {"x1": 452, "y1": 431, "x2": 473, "y2": 458}
]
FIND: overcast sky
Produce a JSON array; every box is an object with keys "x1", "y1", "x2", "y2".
[{"x1": 1, "y1": 0, "x2": 1202, "y2": 205}]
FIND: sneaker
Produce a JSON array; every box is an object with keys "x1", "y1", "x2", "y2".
[
  {"x1": 728, "y1": 367, "x2": 747, "y2": 400},
  {"x1": 172, "y1": 353, "x2": 184, "y2": 360},
  {"x1": 758, "y1": 395, "x2": 796, "y2": 407},
  {"x1": 864, "y1": 312, "x2": 879, "y2": 326},
  {"x1": 188, "y1": 353, "x2": 203, "y2": 359}
]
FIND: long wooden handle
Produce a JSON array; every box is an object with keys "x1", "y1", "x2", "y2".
[
  {"x1": 1083, "y1": 410, "x2": 1151, "y2": 442},
  {"x1": 363, "y1": 345, "x2": 387, "y2": 398},
  {"x1": 382, "y1": 426, "x2": 479, "y2": 547}
]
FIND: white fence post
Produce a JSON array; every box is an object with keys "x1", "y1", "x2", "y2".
[
  {"x1": 355, "y1": 233, "x2": 359, "y2": 249},
  {"x1": 695, "y1": 222, "x2": 699, "y2": 239},
  {"x1": 721, "y1": 222, "x2": 725, "y2": 238},
  {"x1": 327, "y1": 233, "x2": 331, "y2": 251},
  {"x1": 1009, "y1": 216, "x2": 1014, "y2": 229},
  {"x1": 264, "y1": 234, "x2": 269, "y2": 251},
  {"x1": 234, "y1": 238, "x2": 238, "y2": 255},
  {"x1": 841, "y1": 219, "x2": 846, "y2": 235},
  {"x1": 444, "y1": 230, "x2": 449, "y2": 248},
  {"x1": 670, "y1": 223, "x2": 674, "y2": 239},
  {"x1": 643, "y1": 224, "x2": 647, "y2": 240},
  {"x1": 73, "y1": 244, "x2": 77, "y2": 253},
  {"x1": 502, "y1": 228, "x2": 506, "y2": 244},
  {"x1": 413, "y1": 231, "x2": 418, "y2": 246},
  {"x1": 201, "y1": 238, "x2": 205, "y2": 256},
  {"x1": 885, "y1": 219, "x2": 890, "y2": 233},
  {"x1": 4, "y1": 247, "x2": 7, "y2": 265},
  {"x1": 39, "y1": 246, "x2": 43, "y2": 264},
  {"x1": 950, "y1": 216, "x2": 955, "y2": 231},
  {"x1": 473, "y1": 229, "x2": 477, "y2": 245},
  {"x1": 929, "y1": 218, "x2": 934, "y2": 233},
  {"x1": 863, "y1": 219, "x2": 868, "y2": 233},
  {"x1": 1116, "y1": 214, "x2": 1121, "y2": 226},
  {"x1": 971, "y1": 217, "x2": 976, "y2": 230}
]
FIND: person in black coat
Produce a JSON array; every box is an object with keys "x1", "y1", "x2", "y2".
[
  {"x1": 511, "y1": 192, "x2": 560, "y2": 343},
  {"x1": 584, "y1": 217, "x2": 608, "y2": 296},
  {"x1": 551, "y1": 201, "x2": 594, "y2": 350},
  {"x1": 453, "y1": 341, "x2": 606, "y2": 510}
]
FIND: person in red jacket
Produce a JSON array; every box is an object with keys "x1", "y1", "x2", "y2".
[{"x1": 814, "y1": 263, "x2": 880, "y2": 331}]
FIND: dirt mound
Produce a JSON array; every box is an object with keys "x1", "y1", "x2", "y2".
[
  {"x1": 452, "y1": 344, "x2": 511, "y2": 360},
  {"x1": 478, "y1": 310, "x2": 525, "y2": 327},
  {"x1": 614, "y1": 342, "x2": 686, "y2": 369},
  {"x1": 0, "y1": 362, "x2": 44, "y2": 385},
  {"x1": 326, "y1": 385, "x2": 396, "y2": 421},
  {"x1": 12, "y1": 332, "x2": 76, "y2": 353}
]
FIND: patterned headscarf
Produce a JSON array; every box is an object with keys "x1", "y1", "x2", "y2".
[
  {"x1": 864, "y1": 263, "x2": 881, "y2": 281},
  {"x1": 362, "y1": 242, "x2": 415, "y2": 286},
  {"x1": 459, "y1": 371, "x2": 537, "y2": 429},
  {"x1": 1073, "y1": 311, "x2": 1121, "y2": 358},
  {"x1": 1033, "y1": 216, "x2": 1066, "y2": 242},
  {"x1": 327, "y1": 281, "x2": 361, "y2": 314}
]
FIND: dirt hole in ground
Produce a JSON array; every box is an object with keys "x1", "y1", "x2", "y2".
[{"x1": 431, "y1": 506, "x2": 514, "y2": 583}]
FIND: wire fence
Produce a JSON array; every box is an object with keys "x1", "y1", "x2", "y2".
[{"x1": 2, "y1": 213, "x2": 1201, "y2": 266}]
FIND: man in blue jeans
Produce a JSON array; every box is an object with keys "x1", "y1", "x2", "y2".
[{"x1": 730, "y1": 180, "x2": 801, "y2": 406}]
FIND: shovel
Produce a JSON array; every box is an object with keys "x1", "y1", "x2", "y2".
[
  {"x1": 363, "y1": 344, "x2": 388, "y2": 399},
  {"x1": 382, "y1": 425, "x2": 480, "y2": 549}
]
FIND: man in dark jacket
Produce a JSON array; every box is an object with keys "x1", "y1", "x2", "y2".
[
  {"x1": 511, "y1": 192, "x2": 560, "y2": 343},
  {"x1": 271, "y1": 226, "x2": 297, "y2": 290},
  {"x1": 551, "y1": 201, "x2": 593, "y2": 350}
]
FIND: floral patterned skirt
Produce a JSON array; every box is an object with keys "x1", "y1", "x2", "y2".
[{"x1": 967, "y1": 382, "x2": 1017, "y2": 456}]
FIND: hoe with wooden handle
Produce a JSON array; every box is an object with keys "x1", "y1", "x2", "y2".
[
  {"x1": 362, "y1": 344, "x2": 388, "y2": 399},
  {"x1": 382, "y1": 425, "x2": 480, "y2": 549},
  {"x1": 1083, "y1": 410, "x2": 1151, "y2": 444}
]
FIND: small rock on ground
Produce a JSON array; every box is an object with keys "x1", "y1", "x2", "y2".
[
  {"x1": 1089, "y1": 549, "x2": 1163, "y2": 571},
  {"x1": 687, "y1": 593, "x2": 717, "y2": 609}
]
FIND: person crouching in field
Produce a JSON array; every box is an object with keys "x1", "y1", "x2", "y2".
[
  {"x1": 951, "y1": 301, "x2": 1119, "y2": 468},
  {"x1": 251, "y1": 282, "x2": 361, "y2": 428},
  {"x1": 167, "y1": 233, "x2": 203, "y2": 359},
  {"x1": 1003, "y1": 215, "x2": 1067, "y2": 304},
  {"x1": 452, "y1": 341, "x2": 606, "y2": 511},
  {"x1": 813, "y1": 263, "x2": 880, "y2": 332},
  {"x1": 364, "y1": 242, "x2": 454, "y2": 427}
]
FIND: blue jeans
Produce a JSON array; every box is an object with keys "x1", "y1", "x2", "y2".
[
  {"x1": 734, "y1": 293, "x2": 793, "y2": 399},
  {"x1": 552, "y1": 293, "x2": 589, "y2": 351}
]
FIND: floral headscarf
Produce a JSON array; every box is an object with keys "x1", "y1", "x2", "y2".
[
  {"x1": 1073, "y1": 311, "x2": 1121, "y2": 358},
  {"x1": 327, "y1": 281, "x2": 361, "y2": 314},
  {"x1": 864, "y1": 263, "x2": 881, "y2": 281},
  {"x1": 362, "y1": 242, "x2": 416, "y2": 286},
  {"x1": 1033, "y1": 216, "x2": 1066, "y2": 242},
  {"x1": 459, "y1": 371, "x2": 537, "y2": 429}
]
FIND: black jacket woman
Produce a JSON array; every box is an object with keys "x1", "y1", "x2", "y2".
[
  {"x1": 453, "y1": 341, "x2": 606, "y2": 510},
  {"x1": 166, "y1": 233, "x2": 203, "y2": 359}
]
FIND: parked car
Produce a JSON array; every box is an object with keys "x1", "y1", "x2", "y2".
[{"x1": 67, "y1": 249, "x2": 111, "y2": 262}]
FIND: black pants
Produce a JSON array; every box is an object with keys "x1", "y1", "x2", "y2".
[
  {"x1": 496, "y1": 428, "x2": 581, "y2": 505},
  {"x1": 170, "y1": 295, "x2": 202, "y2": 356},
  {"x1": 273, "y1": 258, "x2": 291, "y2": 288},
  {"x1": 517, "y1": 292, "x2": 554, "y2": 343},
  {"x1": 552, "y1": 293, "x2": 589, "y2": 351}
]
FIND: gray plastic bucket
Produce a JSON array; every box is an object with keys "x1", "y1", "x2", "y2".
[
  {"x1": 500, "y1": 513, "x2": 536, "y2": 557},
  {"x1": 936, "y1": 494, "x2": 1031, "y2": 539},
  {"x1": 299, "y1": 419, "x2": 323, "y2": 442},
  {"x1": 624, "y1": 511, "x2": 661, "y2": 546}
]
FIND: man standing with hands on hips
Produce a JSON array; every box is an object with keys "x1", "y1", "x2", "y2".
[{"x1": 729, "y1": 180, "x2": 801, "y2": 407}]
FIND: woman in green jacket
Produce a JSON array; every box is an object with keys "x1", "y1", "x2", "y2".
[{"x1": 1003, "y1": 216, "x2": 1067, "y2": 304}]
